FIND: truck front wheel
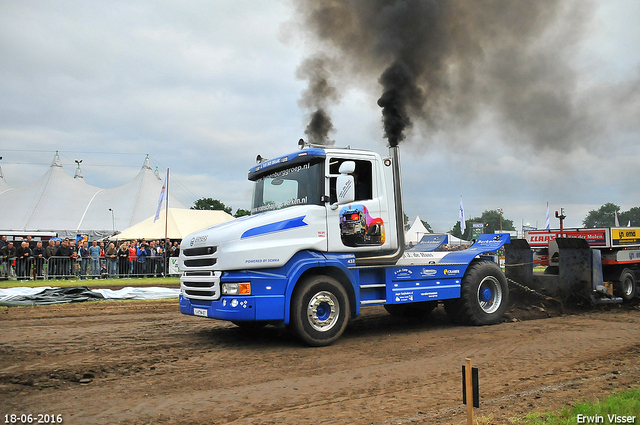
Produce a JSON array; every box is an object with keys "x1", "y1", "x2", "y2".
[
  {"x1": 445, "y1": 260, "x2": 508, "y2": 325},
  {"x1": 290, "y1": 275, "x2": 349, "y2": 346}
]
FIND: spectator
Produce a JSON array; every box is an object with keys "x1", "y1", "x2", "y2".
[
  {"x1": 44, "y1": 240, "x2": 56, "y2": 277},
  {"x1": 106, "y1": 242, "x2": 117, "y2": 278},
  {"x1": 155, "y1": 243, "x2": 164, "y2": 277},
  {"x1": 79, "y1": 241, "x2": 91, "y2": 280},
  {"x1": 32, "y1": 241, "x2": 45, "y2": 279},
  {"x1": 69, "y1": 238, "x2": 80, "y2": 276},
  {"x1": 16, "y1": 241, "x2": 31, "y2": 280},
  {"x1": 0, "y1": 236, "x2": 10, "y2": 277},
  {"x1": 88, "y1": 240, "x2": 101, "y2": 278},
  {"x1": 55, "y1": 238, "x2": 72, "y2": 278},
  {"x1": 164, "y1": 238, "x2": 172, "y2": 273},
  {"x1": 118, "y1": 242, "x2": 129, "y2": 278},
  {"x1": 137, "y1": 240, "x2": 149, "y2": 277},
  {"x1": 149, "y1": 241, "x2": 162, "y2": 277},
  {"x1": 1, "y1": 241, "x2": 16, "y2": 278},
  {"x1": 128, "y1": 240, "x2": 137, "y2": 276},
  {"x1": 99, "y1": 242, "x2": 106, "y2": 276}
]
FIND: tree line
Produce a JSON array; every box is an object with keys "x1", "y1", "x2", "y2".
[{"x1": 190, "y1": 198, "x2": 250, "y2": 218}]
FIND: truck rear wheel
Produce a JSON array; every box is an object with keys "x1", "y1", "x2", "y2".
[
  {"x1": 445, "y1": 260, "x2": 508, "y2": 325},
  {"x1": 615, "y1": 269, "x2": 637, "y2": 301},
  {"x1": 290, "y1": 275, "x2": 349, "y2": 346},
  {"x1": 384, "y1": 301, "x2": 437, "y2": 319}
]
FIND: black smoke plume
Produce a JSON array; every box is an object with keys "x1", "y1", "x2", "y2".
[
  {"x1": 296, "y1": 54, "x2": 339, "y2": 145},
  {"x1": 294, "y1": 0, "x2": 608, "y2": 150}
]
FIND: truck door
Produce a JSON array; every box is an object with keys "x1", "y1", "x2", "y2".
[{"x1": 326, "y1": 156, "x2": 389, "y2": 252}]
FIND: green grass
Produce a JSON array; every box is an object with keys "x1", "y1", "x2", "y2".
[
  {"x1": 0, "y1": 276, "x2": 179, "y2": 289},
  {"x1": 510, "y1": 386, "x2": 640, "y2": 424}
]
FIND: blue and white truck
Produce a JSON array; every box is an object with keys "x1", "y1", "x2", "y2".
[{"x1": 179, "y1": 141, "x2": 511, "y2": 346}]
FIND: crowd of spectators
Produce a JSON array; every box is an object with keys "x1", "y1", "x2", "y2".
[{"x1": 0, "y1": 235, "x2": 181, "y2": 280}]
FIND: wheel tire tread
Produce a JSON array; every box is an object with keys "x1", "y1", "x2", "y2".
[{"x1": 446, "y1": 260, "x2": 508, "y2": 326}]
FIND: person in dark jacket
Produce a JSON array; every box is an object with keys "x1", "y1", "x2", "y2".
[
  {"x1": 15, "y1": 241, "x2": 31, "y2": 280},
  {"x1": 32, "y1": 241, "x2": 45, "y2": 278},
  {"x1": 117, "y1": 242, "x2": 129, "y2": 278},
  {"x1": 78, "y1": 241, "x2": 91, "y2": 279},
  {"x1": 55, "y1": 238, "x2": 72, "y2": 278},
  {"x1": 137, "y1": 241, "x2": 150, "y2": 277},
  {"x1": 1, "y1": 241, "x2": 16, "y2": 278}
]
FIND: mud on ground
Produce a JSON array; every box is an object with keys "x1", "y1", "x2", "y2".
[{"x1": 1, "y1": 294, "x2": 639, "y2": 425}]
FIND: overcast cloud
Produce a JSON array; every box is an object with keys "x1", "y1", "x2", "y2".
[{"x1": 1, "y1": 0, "x2": 639, "y2": 232}]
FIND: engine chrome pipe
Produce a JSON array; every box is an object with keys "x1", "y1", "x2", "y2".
[{"x1": 356, "y1": 145, "x2": 405, "y2": 266}]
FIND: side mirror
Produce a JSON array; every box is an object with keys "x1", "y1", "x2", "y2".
[{"x1": 335, "y1": 161, "x2": 356, "y2": 206}]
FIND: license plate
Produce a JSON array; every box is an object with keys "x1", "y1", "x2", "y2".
[{"x1": 193, "y1": 308, "x2": 208, "y2": 317}]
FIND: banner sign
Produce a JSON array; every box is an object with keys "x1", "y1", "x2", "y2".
[
  {"x1": 409, "y1": 234, "x2": 448, "y2": 252},
  {"x1": 169, "y1": 257, "x2": 181, "y2": 275},
  {"x1": 611, "y1": 228, "x2": 640, "y2": 246},
  {"x1": 526, "y1": 229, "x2": 608, "y2": 247}
]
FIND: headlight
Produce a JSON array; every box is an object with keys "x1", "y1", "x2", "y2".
[{"x1": 221, "y1": 282, "x2": 251, "y2": 295}]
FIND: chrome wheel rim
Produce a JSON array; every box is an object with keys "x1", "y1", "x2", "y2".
[
  {"x1": 477, "y1": 276, "x2": 502, "y2": 314},
  {"x1": 307, "y1": 291, "x2": 340, "y2": 332}
]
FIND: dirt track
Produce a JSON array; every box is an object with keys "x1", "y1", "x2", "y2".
[{"x1": 1, "y1": 298, "x2": 639, "y2": 425}]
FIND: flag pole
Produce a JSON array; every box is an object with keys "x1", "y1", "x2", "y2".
[{"x1": 164, "y1": 168, "x2": 169, "y2": 277}]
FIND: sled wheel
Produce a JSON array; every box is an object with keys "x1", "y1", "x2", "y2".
[
  {"x1": 445, "y1": 260, "x2": 508, "y2": 325},
  {"x1": 290, "y1": 275, "x2": 349, "y2": 346},
  {"x1": 384, "y1": 301, "x2": 437, "y2": 319},
  {"x1": 615, "y1": 269, "x2": 637, "y2": 301}
]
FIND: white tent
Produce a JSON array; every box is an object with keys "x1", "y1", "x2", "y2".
[
  {"x1": 405, "y1": 215, "x2": 431, "y2": 244},
  {"x1": 110, "y1": 208, "x2": 234, "y2": 241},
  {"x1": 0, "y1": 165, "x2": 10, "y2": 194},
  {"x1": 0, "y1": 153, "x2": 187, "y2": 238}
]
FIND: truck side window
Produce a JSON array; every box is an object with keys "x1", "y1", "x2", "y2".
[{"x1": 329, "y1": 159, "x2": 372, "y2": 203}]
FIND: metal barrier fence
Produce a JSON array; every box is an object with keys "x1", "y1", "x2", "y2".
[{"x1": 0, "y1": 255, "x2": 173, "y2": 280}]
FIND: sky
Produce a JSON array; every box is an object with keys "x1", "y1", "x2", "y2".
[{"x1": 1, "y1": 0, "x2": 639, "y2": 233}]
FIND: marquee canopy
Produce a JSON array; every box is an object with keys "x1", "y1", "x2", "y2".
[
  {"x1": 110, "y1": 208, "x2": 234, "y2": 241},
  {"x1": 0, "y1": 153, "x2": 186, "y2": 238}
]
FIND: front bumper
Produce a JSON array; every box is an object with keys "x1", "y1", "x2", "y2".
[{"x1": 179, "y1": 293, "x2": 285, "y2": 322}]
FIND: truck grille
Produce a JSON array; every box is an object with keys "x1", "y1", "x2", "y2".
[
  {"x1": 181, "y1": 271, "x2": 221, "y2": 301},
  {"x1": 183, "y1": 246, "x2": 217, "y2": 256},
  {"x1": 180, "y1": 245, "x2": 220, "y2": 301},
  {"x1": 184, "y1": 258, "x2": 217, "y2": 267}
]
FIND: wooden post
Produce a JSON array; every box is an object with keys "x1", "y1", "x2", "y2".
[{"x1": 465, "y1": 358, "x2": 474, "y2": 425}]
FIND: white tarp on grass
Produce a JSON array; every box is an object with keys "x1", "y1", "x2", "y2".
[{"x1": 0, "y1": 286, "x2": 179, "y2": 306}]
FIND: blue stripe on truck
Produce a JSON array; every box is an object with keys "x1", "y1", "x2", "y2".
[{"x1": 241, "y1": 216, "x2": 307, "y2": 239}]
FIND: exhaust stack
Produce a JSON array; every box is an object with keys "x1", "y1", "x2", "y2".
[{"x1": 356, "y1": 145, "x2": 405, "y2": 265}]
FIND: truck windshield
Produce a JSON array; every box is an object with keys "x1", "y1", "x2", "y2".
[{"x1": 251, "y1": 160, "x2": 324, "y2": 214}]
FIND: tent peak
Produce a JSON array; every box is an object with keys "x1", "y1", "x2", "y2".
[
  {"x1": 74, "y1": 159, "x2": 84, "y2": 179},
  {"x1": 51, "y1": 151, "x2": 63, "y2": 168},
  {"x1": 142, "y1": 155, "x2": 152, "y2": 171}
]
